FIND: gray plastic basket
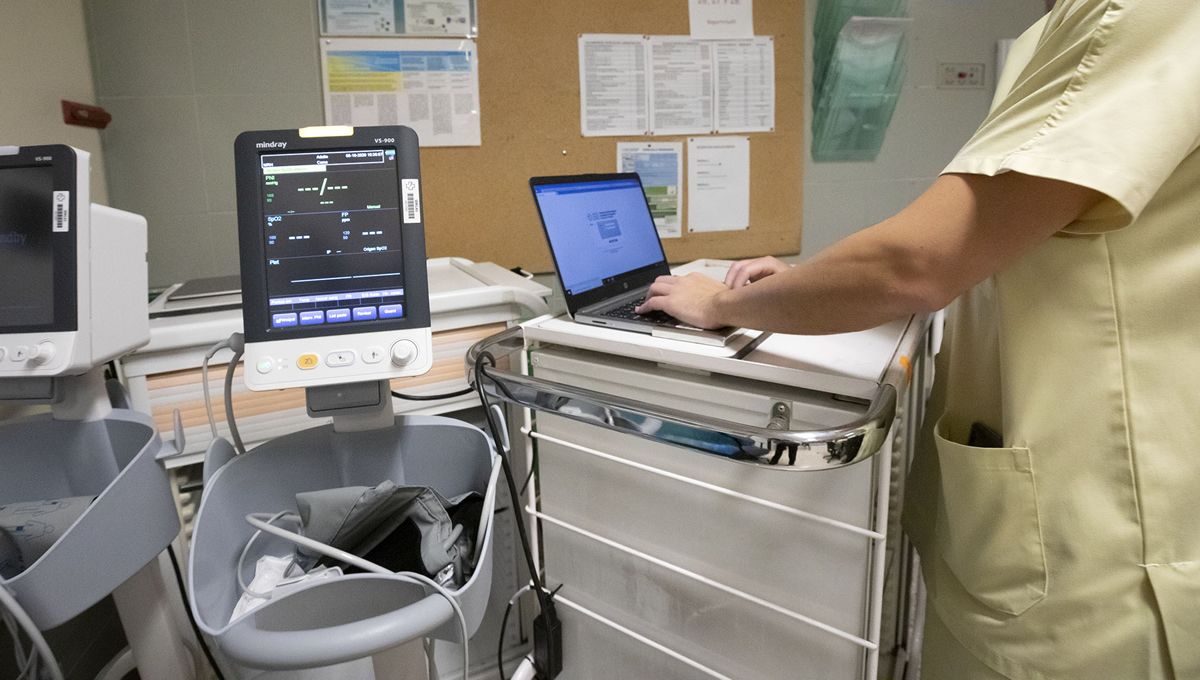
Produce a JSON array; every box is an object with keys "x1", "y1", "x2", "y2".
[
  {"x1": 0, "y1": 409, "x2": 181, "y2": 629},
  {"x1": 188, "y1": 415, "x2": 499, "y2": 672}
]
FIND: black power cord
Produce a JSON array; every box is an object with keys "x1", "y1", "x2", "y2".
[
  {"x1": 166, "y1": 545, "x2": 226, "y2": 680},
  {"x1": 473, "y1": 352, "x2": 562, "y2": 680},
  {"x1": 496, "y1": 589, "x2": 522, "y2": 680},
  {"x1": 391, "y1": 385, "x2": 475, "y2": 401}
]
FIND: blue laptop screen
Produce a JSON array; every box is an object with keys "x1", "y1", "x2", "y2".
[{"x1": 532, "y1": 178, "x2": 666, "y2": 296}]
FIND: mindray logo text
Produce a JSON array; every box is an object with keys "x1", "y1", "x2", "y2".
[{"x1": 256, "y1": 141, "x2": 287, "y2": 149}]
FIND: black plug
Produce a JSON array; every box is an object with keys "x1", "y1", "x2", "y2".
[{"x1": 533, "y1": 602, "x2": 563, "y2": 679}]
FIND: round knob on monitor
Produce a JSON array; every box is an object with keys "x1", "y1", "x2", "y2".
[
  {"x1": 29, "y1": 342, "x2": 56, "y2": 365},
  {"x1": 390, "y1": 340, "x2": 418, "y2": 367}
]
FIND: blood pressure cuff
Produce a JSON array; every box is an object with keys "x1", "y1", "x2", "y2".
[
  {"x1": 295, "y1": 481, "x2": 480, "y2": 586},
  {"x1": 0, "y1": 496, "x2": 96, "y2": 579}
]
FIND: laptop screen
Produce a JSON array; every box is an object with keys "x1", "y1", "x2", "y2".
[{"x1": 532, "y1": 176, "x2": 666, "y2": 297}]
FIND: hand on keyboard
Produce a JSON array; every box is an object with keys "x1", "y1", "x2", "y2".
[{"x1": 604, "y1": 298, "x2": 681, "y2": 325}]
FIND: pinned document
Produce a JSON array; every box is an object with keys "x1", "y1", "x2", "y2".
[
  {"x1": 321, "y1": 0, "x2": 477, "y2": 36},
  {"x1": 687, "y1": 136, "x2": 749, "y2": 233},
  {"x1": 649, "y1": 37, "x2": 715, "y2": 135},
  {"x1": 689, "y1": 0, "x2": 755, "y2": 39},
  {"x1": 321, "y1": 38, "x2": 481, "y2": 147},
  {"x1": 404, "y1": 0, "x2": 473, "y2": 35},
  {"x1": 579, "y1": 35, "x2": 649, "y2": 136},
  {"x1": 323, "y1": 0, "x2": 396, "y2": 34},
  {"x1": 617, "y1": 142, "x2": 684, "y2": 239},
  {"x1": 714, "y1": 37, "x2": 774, "y2": 133},
  {"x1": 581, "y1": 35, "x2": 775, "y2": 137}
]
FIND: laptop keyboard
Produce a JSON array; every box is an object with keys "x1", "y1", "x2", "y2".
[{"x1": 600, "y1": 298, "x2": 681, "y2": 326}]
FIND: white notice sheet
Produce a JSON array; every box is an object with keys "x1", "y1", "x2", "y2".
[
  {"x1": 714, "y1": 38, "x2": 775, "y2": 133},
  {"x1": 323, "y1": 0, "x2": 396, "y2": 35},
  {"x1": 617, "y1": 142, "x2": 684, "y2": 239},
  {"x1": 403, "y1": 0, "x2": 473, "y2": 36},
  {"x1": 689, "y1": 0, "x2": 754, "y2": 39},
  {"x1": 648, "y1": 37, "x2": 713, "y2": 136},
  {"x1": 579, "y1": 35, "x2": 648, "y2": 137},
  {"x1": 687, "y1": 136, "x2": 749, "y2": 233},
  {"x1": 321, "y1": 38, "x2": 481, "y2": 147}
]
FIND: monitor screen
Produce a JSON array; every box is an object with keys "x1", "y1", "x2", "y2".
[
  {"x1": 532, "y1": 177, "x2": 665, "y2": 296},
  {"x1": 0, "y1": 159, "x2": 76, "y2": 333},
  {"x1": 258, "y1": 148, "x2": 408, "y2": 333},
  {"x1": 0, "y1": 166, "x2": 55, "y2": 328}
]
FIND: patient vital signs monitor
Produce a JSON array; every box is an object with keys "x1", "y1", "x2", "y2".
[
  {"x1": 0, "y1": 144, "x2": 148, "y2": 381},
  {"x1": 235, "y1": 126, "x2": 432, "y2": 390}
]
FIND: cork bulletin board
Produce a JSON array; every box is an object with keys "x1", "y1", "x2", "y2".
[{"x1": 418, "y1": 0, "x2": 804, "y2": 273}]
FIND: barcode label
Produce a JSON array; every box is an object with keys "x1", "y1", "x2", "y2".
[
  {"x1": 402, "y1": 179, "x2": 421, "y2": 224},
  {"x1": 52, "y1": 191, "x2": 70, "y2": 232}
]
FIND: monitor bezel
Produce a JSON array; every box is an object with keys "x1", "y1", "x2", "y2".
[
  {"x1": 0, "y1": 144, "x2": 79, "y2": 335},
  {"x1": 234, "y1": 127, "x2": 431, "y2": 345},
  {"x1": 529, "y1": 173, "x2": 670, "y2": 317}
]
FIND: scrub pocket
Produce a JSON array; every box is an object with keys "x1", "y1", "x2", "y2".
[{"x1": 933, "y1": 418, "x2": 1047, "y2": 616}]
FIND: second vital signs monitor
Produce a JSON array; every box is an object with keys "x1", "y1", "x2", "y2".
[{"x1": 235, "y1": 126, "x2": 432, "y2": 390}]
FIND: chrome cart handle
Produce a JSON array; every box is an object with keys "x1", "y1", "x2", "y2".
[{"x1": 467, "y1": 326, "x2": 897, "y2": 471}]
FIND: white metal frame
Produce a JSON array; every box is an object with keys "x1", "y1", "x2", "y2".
[{"x1": 488, "y1": 320, "x2": 932, "y2": 679}]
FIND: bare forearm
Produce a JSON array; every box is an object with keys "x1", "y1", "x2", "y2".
[
  {"x1": 711, "y1": 226, "x2": 934, "y2": 334},
  {"x1": 711, "y1": 172, "x2": 1103, "y2": 334},
  {"x1": 639, "y1": 173, "x2": 1102, "y2": 333}
]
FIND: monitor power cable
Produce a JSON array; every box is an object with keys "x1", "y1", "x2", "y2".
[
  {"x1": 391, "y1": 385, "x2": 475, "y2": 401},
  {"x1": 201, "y1": 332, "x2": 247, "y2": 456},
  {"x1": 0, "y1": 585, "x2": 63, "y2": 680},
  {"x1": 473, "y1": 352, "x2": 563, "y2": 680}
]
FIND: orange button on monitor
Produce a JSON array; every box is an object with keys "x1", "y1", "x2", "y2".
[{"x1": 297, "y1": 353, "x2": 319, "y2": 370}]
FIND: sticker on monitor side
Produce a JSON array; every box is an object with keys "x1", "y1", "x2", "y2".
[
  {"x1": 402, "y1": 179, "x2": 421, "y2": 224},
  {"x1": 53, "y1": 191, "x2": 70, "y2": 232}
]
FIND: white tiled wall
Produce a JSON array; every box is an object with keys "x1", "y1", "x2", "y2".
[
  {"x1": 1, "y1": 0, "x2": 109, "y2": 204},
  {"x1": 83, "y1": 0, "x2": 325, "y2": 287}
]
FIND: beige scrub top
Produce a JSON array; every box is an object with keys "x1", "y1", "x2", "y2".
[{"x1": 902, "y1": 2, "x2": 1200, "y2": 679}]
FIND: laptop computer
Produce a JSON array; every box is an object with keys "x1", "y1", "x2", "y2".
[{"x1": 530, "y1": 173, "x2": 736, "y2": 346}]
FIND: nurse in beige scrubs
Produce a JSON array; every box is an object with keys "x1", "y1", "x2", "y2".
[{"x1": 637, "y1": 1, "x2": 1200, "y2": 678}]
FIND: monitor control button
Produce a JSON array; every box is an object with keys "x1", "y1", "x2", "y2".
[
  {"x1": 255, "y1": 358, "x2": 274, "y2": 374},
  {"x1": 0, "y1": 347, "x2": 6, "y2": 361},
  {"x1": 363, "y1": 346, "x2": 385, "y2": 364},
  {"x1": 29, "y1": 342, "x2": 56, "y2": 365},
  {"x1": 297, "y1": 353, "x2": 320, "y2": 370},
  {"x1": 326, "y1": 351, "x2": 356, "y2": 368},
  {"x1": 11, "y1": 346, "x2": 29, "y2": 362},
  {"x1": 390, "y1": 340, "x2": 418, "y2": 367}
]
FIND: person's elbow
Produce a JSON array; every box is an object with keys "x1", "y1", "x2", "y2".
[{"x1": 885, "y1": 243, "x2": 964, "y2": 315}]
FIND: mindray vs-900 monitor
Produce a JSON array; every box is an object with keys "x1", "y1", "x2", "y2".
[
  {"x1": 235, "y1": 126, "x2": 432, "y2": 391},
  {"x1": 0, "y1": 144, "x2": 148, "y2": 379}
]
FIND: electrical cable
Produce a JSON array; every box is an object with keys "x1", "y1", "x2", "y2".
[
  {"x1": 473, "y1": 352, "x2": 555, "y2": 618},
  {"x1": 0, "y1": 585, "x2": 63, "y2": 680},
  {"x1": 474, "y1": 352, "x2": 561, "y2": 678},
  {"x1": 93, "y1": 647, "x2": 135, "y2": 680},
  {"x1": 391, "y1": 385, "x2": 475, "y2": 402},
  {"x1": 424, "y1": 638, "x2": 439, "y2": 680},
  {"x1": 201, "y1": 337, "x2": 234, "y2": 440},
  {"x1": 496, "y1": 583, "x2": 534, "y2": 680},
  {"x1": 243, "y1": 513, "x2": 470, "y2": 680},
  {"x1": 235, "y1": 511, "x2": 298, "y2": 599},
  {"x1": 165, "y1": 545, "x2": 227, "y2": 680},
  {"x1": 3, "y1": 610, "x2": 27, "y2": 669},
  {"x1": 518, "y1": 450, "x2": 537, "y2": 497},
  {"x1": 223, "y1": 334, "x2": 246, "y2": 456},
  {"x1": 3, "y1": 609, "x2": 36, "y2": 680}
]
